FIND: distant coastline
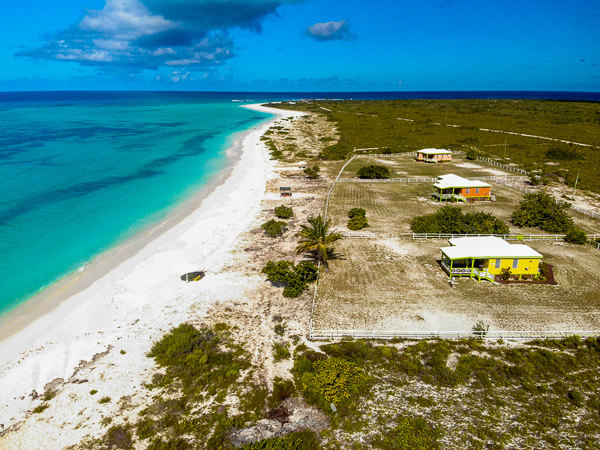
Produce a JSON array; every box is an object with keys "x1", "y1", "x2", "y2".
[{"x1": 1, "y1": 90, "x2": 599, "y2": 103}]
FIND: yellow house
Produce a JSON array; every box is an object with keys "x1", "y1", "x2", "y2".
[{"x1": 440, "y1": 236, "x2": 543, "y2": 282}]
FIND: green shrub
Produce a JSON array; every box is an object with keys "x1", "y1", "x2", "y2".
[
  {"x1": 348, "y1": 208, "x2": 366, "y2": 219},
  {"x1": 411, "y1": 205, "x2": 509, "y2": 234},
  {"x1": 102, "y1": 425, "x2": 133, "y2": 449},
  {"x1": 42, "y1": 390, "x2": 57, "y2": 401},
  {"x1": 99, "y1": 396, "x2": 111, "y2": 404},
  {"x1": 240, "y1": 431, "x2": 321, "y2": 449},
  {"x1": 261, "y1": 220, "x2": 287, "y2": 238},
  {"x1": 357, "y1": 164, "x2": 391, "y2": 179},
  {"x1": 33, "y1": 403, "x2": 49, "y2": 414},
  {"x1": 274, "y1": 323, "x2": 286, "y2": 336},
  {"x1": 466, "y1": 149, "x2": 478, "y2": 160},
  {"x1": 500, "y1": 267, "x2": 511, "y2": 281},
  {"x1": 270, "y1": 379, "x2": 296, "y2": 407},
  {"x1": 348, "y1": 215, "x2": 369, "y2": 231},
  {"x1": 546, "y1": 145, "x2": 585, "y2": 161},
  {"x1": 372, "y1": 416, "x2": 441, "y2": 450},
  {"x1": 275, "y1": 205, "x2": 293, "y2": 219},
  {"x1": 301, "y1": 357, "x2": 367, "y2": 408},
  {"x1": 90, "y1": 389, "x2": 98, "y2": 395},
  {"x1": 511, "y1": 192, "x2": 574, "y2": 232},
  {"x1": 304, "y1": 164, "x2": 321, "y2": 179},
  {"x1": 565, "y1": 227, "x2": 587, "y2": 245},
  {"x1": 274, "y1": 343, "x2": 291, "y2": 361},
  {"x1": 262, "y1": 261, "x2": 318, "y2": 298}
]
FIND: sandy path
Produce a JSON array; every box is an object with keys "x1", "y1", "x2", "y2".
[{"x1": 0, "y1": 104, "x2": 304, "y2": 448}]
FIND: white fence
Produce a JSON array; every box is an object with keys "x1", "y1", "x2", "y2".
[
  {"x1": 476, "y1": 156, "x2": 528, "y2": 175},
  {"x1": 338, "y1": 174, "x2": 528, "y2": 184},
  {"x1": 310, "y1": 329, "x2": 600, "y2": 341},
  {"x1": 342, "y1": 232, "x2": 600, "y2": 243}
]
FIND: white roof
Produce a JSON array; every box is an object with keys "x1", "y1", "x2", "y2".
[
  {"x1": 418, "y1": 148, "x2": 452, "y2": 155},
  {"x1": 441, "y1": 237, "x2": 543, "y2": 260},
  {"x1": 434, "y1": 174, "x2": 490, "y2": 189}
]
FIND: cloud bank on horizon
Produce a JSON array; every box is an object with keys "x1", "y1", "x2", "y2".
[{"x1": 17, "y1": 0, "x2": 306, "y2": 71}]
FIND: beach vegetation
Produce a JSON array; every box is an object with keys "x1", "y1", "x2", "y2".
[
  {"x1": 274, "y1": 205, "x2": 294, "y2": 219},
  {"x1": 261, "y1": 261, "x2": 318, "y2": 297},
  {"x1": 101, "y1": 425, "x2": 134, "y2": 449},
  {"x1": 511, "y1": 191, "x2": 574, "y2": 232},
  {"x1": 120, "y1": 349, "x2": 126, "y2": 355},
  {"x1": 546, "y1": 145, "x2": 585, "y2": 161},
  {"x1": 42, "y1": 389, "x2": 57, "y2": 401},
  {"x1": 90, "y1": 389, "x2": 98, "y2": 395},
  {"x1": 261, "y1": 220, "x2": 287, "y2": 238},
  {"x1": 99, "y1": 396, "x2": 111, "y2": 404},
  {"x1": 372, "y1": 416, "x2": 441, "y2": 450},
  {"x1": 304, "y1": 164, "x2": 321, "y2": 179},
  {"x1": 32, "y1": 403, "x2": 49, "y2": 414},
  {"x1": 239, "y1": 431, "x2": 321, "y2": 449},
  {"x1": 296, "y1": 216, "x2": 343, "y2": 268},
  {"x1": 411, "y1": 205, "x2": 509, "y2": 234},
  {"x1": 269, "y1": 378, "x2": 296, "y2": 408},
  {"x1": 274, "y1": 323, "x2": 286, "y2": 336},
  {"x1": 347, "y1": 208, "x2": 368, "y2": 230},
  {"x1": 273, "y1": 342, "x2": 291, "y2": 361},
  {"x1": 565, "y1": 227, "x2": 588, "y2": 244},
  {"x1": 357, "y1": 164, "x2": 391, "y2": 179},
  {"x1": 466, "y1": 148, "x2": 478, "y2": 160}
]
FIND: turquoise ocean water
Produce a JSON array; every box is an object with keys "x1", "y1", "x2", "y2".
[{"x1": 0, "y1": 92, "x2": 273, "y2": 316}]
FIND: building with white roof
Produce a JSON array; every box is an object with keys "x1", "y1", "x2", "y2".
[
  {"x1": 416, "y1": 148, "x2": 452, "y2": 163},
  {"x1": 440, "y1": 236, "x2": 543, "y2": 282},
  {"x1": 433, "y1": 174, "x2": 492, "y2": 202}
]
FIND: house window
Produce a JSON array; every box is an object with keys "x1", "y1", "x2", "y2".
[
  {"x1": 512, "y1": 259, "x2": 519, "y2": 269},
  {"x1": 465, "y1": 188, "x2": 470, "y2": 194},
  {"x1": 476, "y1": 188, "x2": 480, "y2": 194},
  {"x1": 495, "y1": 259, "x2": 501, "y2": 269}
]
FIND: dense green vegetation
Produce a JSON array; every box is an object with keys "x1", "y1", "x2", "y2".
[
  {"x1": 304, "y1": 164, "x2": 321, "y2": 179},
  {"x1": 240, "y1": 431, "x2": 321, "y2": 449},
  {"x1": 347, "y1": 208, "x2": 369, "y2": 230},
  {"x1": 357, "y1": 164, "x2": 391, "y2": 179},
  {"x1": 261, "y1": 219, "x2": 287, "y2": 238},
  {"x1": 411, "y1": 205, "x2": 510, "y2": 234},
  {"x1": 275, "y1": 205, "x2": 294, "y2": 219},
  {"x1": 277, "y1": 99, "x2": 600, "y2": 192},
  {"x1": 262, "y1": 260, "x2": 318, "y2": 297},
  {"x1": 511, "y1": 191, "x2": 574, "y2": 232}
]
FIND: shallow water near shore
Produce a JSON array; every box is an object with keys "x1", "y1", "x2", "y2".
[{"x1": 0, "y1": 93, "x2": 272, "y2": 315}]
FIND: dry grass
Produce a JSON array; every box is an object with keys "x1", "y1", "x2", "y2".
[{"x1": 314, "y1": 238, "x2": 600, "y2": 333}]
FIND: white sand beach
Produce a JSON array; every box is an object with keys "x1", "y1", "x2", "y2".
[{"x1": 0, "y1": 104, "x2": 304, "y2": 448}]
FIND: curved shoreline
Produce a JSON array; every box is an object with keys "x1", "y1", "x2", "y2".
[
  {"x1": 0, "y1": 103, "x2": 301, "y2": 432},
  {"x1": 0, "y1": 108, "x2": 272, "y2": 343}
]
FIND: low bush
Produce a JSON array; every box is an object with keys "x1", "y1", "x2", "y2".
[
  {"x1": 262, "y1": 261, "x2": 318, "y2": 298},
  {"x1": 465, "y1": 149, "x2": 478, "y2": 160},
  {"x1": 348, "y1": 215, "x2": 369, "y2": 230},
  {"x1": 511, "y1": 192, "x2": 574, "y2": 232},
  {"x1": 565, "y1": 227, "x2": 587, "y2": 245},
  {"x1": 32, "y1": 403, "x2": 49, "y2": 414},
  {"x1": 240, "y1": 431, "x2": 321, "y2": 449},
  {"x1": 102, "y1": 425, "x2": 133, "y2": 449},
  {"x1": 270, "y1": 379, "x2": 296, "y2": 407},
  {"x1": 299, "y1": 357, "x2": 368, "y2": 410},
  {"x1": 261, "y1": 220, "x2": 287, "y2": 238},
  {"x1": 372, "y1": 416, "x2": 441, "y2": 450},
  {"x1": 357, "y1": 164, "x2": 391, "y2": 179},
  {"x1": 546, "y1": 145, "x2": 585, "y2": 161},
  {"x1": 98, "y1": 396, "x2": 111, "y2": 404},
  {"x1": 273, "y1": 343, "x2": 291, "y2": 361},
  {"x1": 500, "y1": 267, "x2": 511, "y2": 281},
  {"x1": 411, "y1": 205, "x2": 509, "y2": 234},
  {"x1": 275, "y1": 205, "x2": 293, "y2": 219},
  {"x1": 304, "y1": 164, "x2": 321, "y2": 179},
  {"x1": 348, "y1": 208, "x2": 366, "y2": 219}
]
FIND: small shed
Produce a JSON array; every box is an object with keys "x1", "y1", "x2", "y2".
[
  {"x1": 440, "y1": 236, "x2": 543, "y2": 282},
  {"x1": 280, "y1": 187, "x2": 292, "y2": 197},
  {"x1": 433, "y1": 174, "x2": 491, "y2": 202},
  {"x1": 416, "y1": 148, "x2": 452, "y2": 163}
]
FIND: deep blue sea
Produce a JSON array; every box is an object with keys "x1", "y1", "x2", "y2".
[{"x1": 0, "y1": 90, "x2": 597, "y2": 317}]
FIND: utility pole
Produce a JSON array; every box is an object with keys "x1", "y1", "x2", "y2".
[
  {"x1": 572, "y1": 171, "x2": 580, "y2": 199},
  {"x1": 503, "y1": 137, "x2": 507, "y2": 159}
]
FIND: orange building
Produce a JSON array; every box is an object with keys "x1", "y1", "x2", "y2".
[{"x1": 433, "y1": 174, "x2": 491, "y2": 202}]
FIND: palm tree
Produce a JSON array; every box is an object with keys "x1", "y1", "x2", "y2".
[{"x1": 296, "y1": 215, "x2": 343, "y2": 267}]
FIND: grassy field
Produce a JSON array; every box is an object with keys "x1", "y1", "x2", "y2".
[
  {"x1": 277, "y1": 99, "x2": 600, "y2": 193},
  {"x1": 314, "y1": 238, "x2": 600, "y2": 333},
  {"x1": 328, "y1": 156, "x2": 599, "y2": 235}
]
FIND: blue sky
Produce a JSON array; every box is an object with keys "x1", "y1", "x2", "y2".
[{"x1": 1, "y1": 0, "x2": 599, "y2": 91}]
